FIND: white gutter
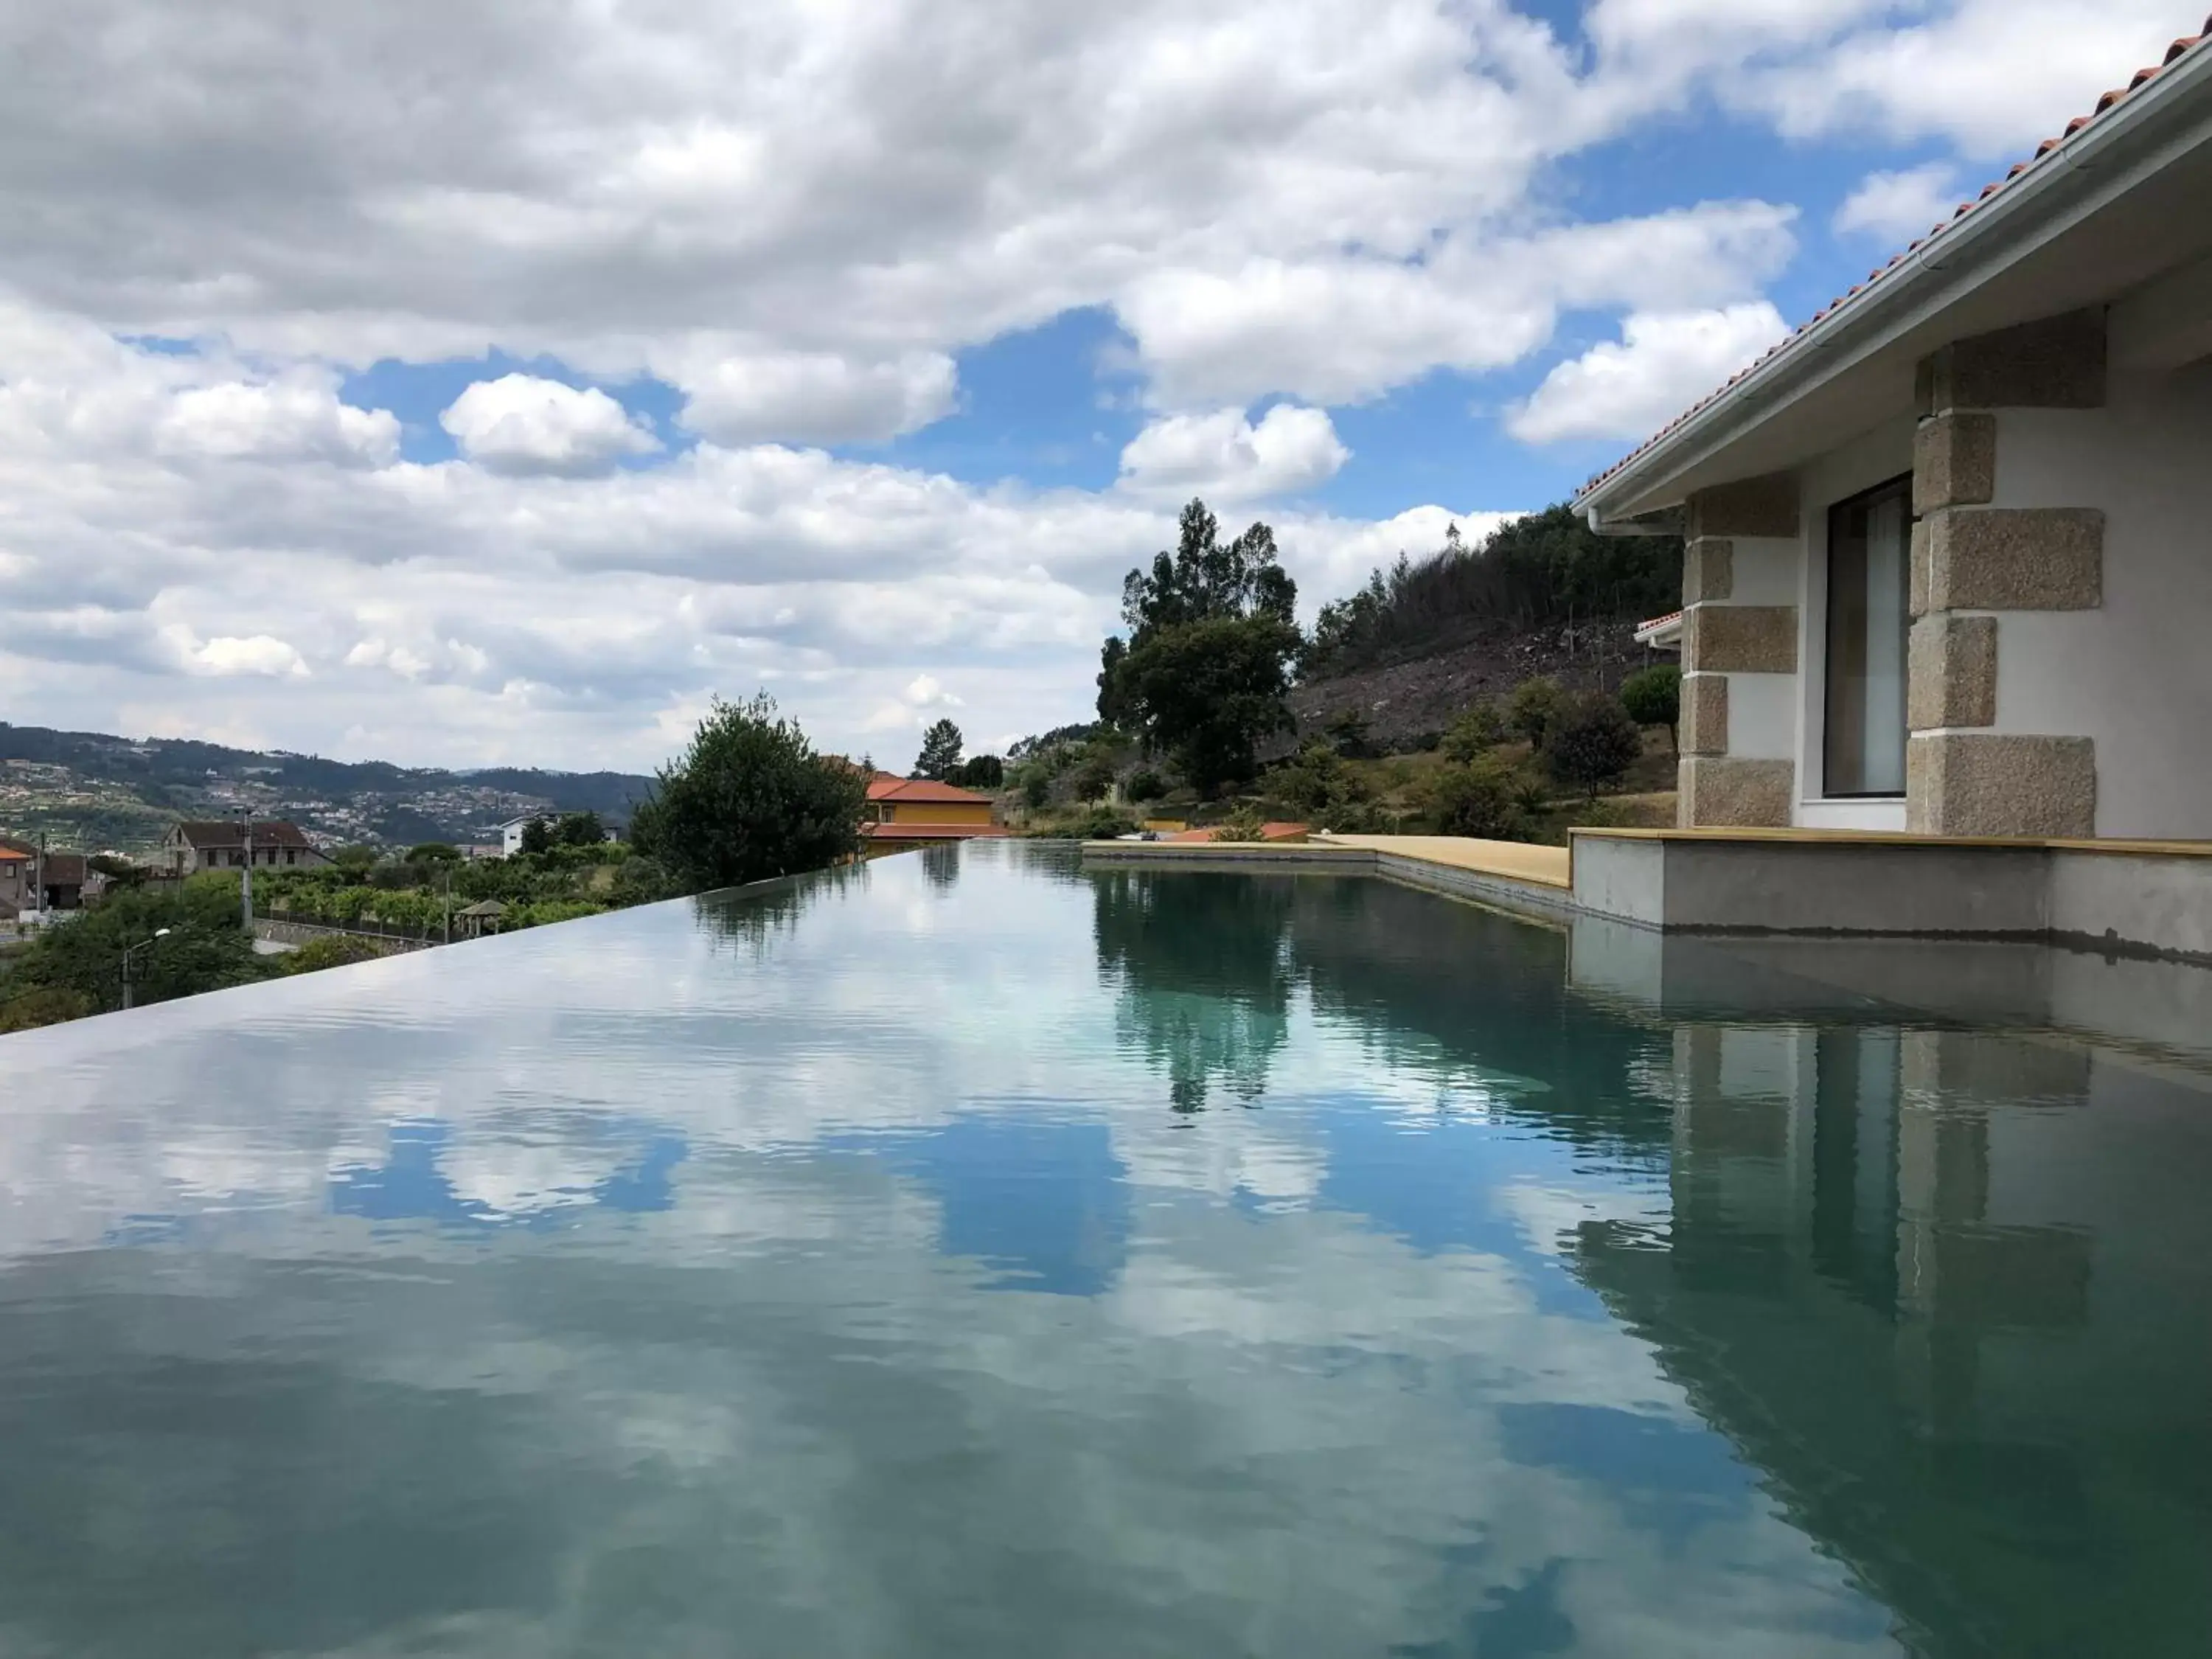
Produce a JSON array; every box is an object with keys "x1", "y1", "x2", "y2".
[{"x1": 1576, "y1": 38, "x2": 2212, "y2": 527}]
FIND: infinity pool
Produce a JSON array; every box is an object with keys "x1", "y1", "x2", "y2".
[{"x1": 3, "y1": 841, "x2": 2208, "y2": 1656}]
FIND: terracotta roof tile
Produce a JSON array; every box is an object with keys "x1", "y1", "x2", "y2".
[
  {"x1": 1578, "y1": 13, "x2": 2212, "y2": 508},
  {"x1": 866, "y1": 774, "x2": 992, "y2": 804}
]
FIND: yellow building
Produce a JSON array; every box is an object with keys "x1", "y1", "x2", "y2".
[{"x1": 861, "y1": 775, "x2": 1008, "y2": 853}]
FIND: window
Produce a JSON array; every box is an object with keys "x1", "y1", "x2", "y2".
[{"x1": 1823, "y1": 477, "x2": 1911, "y2": 796}]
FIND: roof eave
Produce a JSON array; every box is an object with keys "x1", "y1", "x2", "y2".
[{"x1": 1574, "y1": 35, "x2": 2212, "y2": 526}]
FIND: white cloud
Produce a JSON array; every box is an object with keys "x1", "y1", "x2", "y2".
[
  {"x1": 167, "y1": 627, "x2": 311, "y2": 679},
  {"x1": 1739, "y1": 0, "x2": 2192, "y2": 157},
  {"x1": 156, "y1": 375, "x2": 400, "y2": 468},
  {"x1": 670, "y1": 349, "x2": 958, "y2": 445},
  {"x1": 439, "y1": 375, "x2": 661, "y2": 476},
  {"x1": 1508, "y1": 304, "x2": 1790, "y2": 445},
  {"x1": 1117, "y1": 202, "x2": 1798, "y2": 408},
  {"x1": 903, "y1": 675, "x2": 964, "y2": 710},
  {"x1": 1832, "y1": 164, "x2": 1961, "y2": 243},
  {"x1": 1118, "y1": 405, "x2": 1348, "y2": 501}
]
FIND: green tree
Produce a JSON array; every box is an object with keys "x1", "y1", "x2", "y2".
[
  {"x1": 408, "y1": 842, "x2": 462, "y2": 863},
  {"x1": 1619, "y1": 664, "x2": 1682, "y2": 756},
  {"x1": 1506, "y1": 676, "x2": 1565, "y2": 747},
  {"x1": 1441, "y1": 703, "x2": 1507, "y2": 762},
  {"x1": 1124, "y1": 768, "x2": 1166, "y2": 803},
  {"x1": 627, "y1": 693, "x2": 864, "y2": 893},
  {"x1": 1071, "y1": 754, "x2": 1117, "y2": 801},
  {"x1": 333, "y1": 844, "x2": 380, "y2": 872},
  {"x1": 1424, "y1": 756, "x2": 1531, "y2": 841},
  {"x1": 1119, "y1": 612, "x2": 1301, "y2": 793},
  {"x1": 554, "y1": 810, "x2": 605, "y2": 847},
  {"x1": 955, "y1": 754, "x2": 1004, "y2": 790},
  {"x1": 518, "y1": 818, "x2": 554, "y2": 856},
  {"x1": 1543, "y1": 691, "x2": 1644, "y2": 798},
  {"x1": 1, "y1": 877, "x2": 269, "y2": 1022},
  {"x1": 914, "y1": 719, "x2": 964, "y2": 781}
]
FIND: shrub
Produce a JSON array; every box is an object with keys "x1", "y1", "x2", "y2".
[
  {"x1": 1124, "y1": 768, "x2": 1166, "y2": 803},
  {"x1": 408, "y1": 842, "x2": 462, "y2": 863},
  {"x1": 1326, "y1": 709, "x2": 1377, "y2": 759},
  {"x1": 1317, "y1": 798, "x2": 1388, "y2": 834},
  {"x1": 1441, "y1": 702, "x2": 1507, "y2": 762},
  {"x1": 1268, "y1": 744, "x2": 1366, "y2": 815},
  {"x1": 1020, "y1": 770, "x2": 1051, "y2": 810},
  {"x1": 1543, "y1": 691, "x2": 1644, "y2": 797},
  {"x1": 1424, "y1": 757, "x2": 1530, "y2": 841},
  {"x1": 1068, "y1": 804, "x2": 1140, "y2": 841},
  {"x1": 1618, "y1": 664, "x2": 1681, "y2": 754},
  {"x1": 1210, "y1": 804, "x2": 1269, "y2": 842},
  {"x1": 284, "y1": 935, "x2": 385, "y2": 975},
  {"x1": 1506, "y1": 677, "x2": 1565, "y2": 747}
]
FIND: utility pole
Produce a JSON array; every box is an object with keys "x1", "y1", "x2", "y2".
[
  {"x1": 32, "y1": 832, "x2": 44, "y2": 926},
  {"x1": 442, "y1": 866, "x2": 452, "y2": 945},
  {"x1": 239, "y1": 812, "x2": 254, "y2": 932}
]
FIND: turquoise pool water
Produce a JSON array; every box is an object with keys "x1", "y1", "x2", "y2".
[{"x1": 2, "y1": 841, "x2": 2209, "y2": 1656}]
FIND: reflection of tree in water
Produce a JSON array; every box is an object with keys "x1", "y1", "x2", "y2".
[
  {"x1": 1283, "y1": 880, "x2": 1674, "y2": 1158},
  {"x1": 693, "y1": 863, "x2": 863, "y2": 957},
  {"x1": 1093, "y1": 869, "x2": 1293, "y2": 1112},
  {"x1": 919, "y1": 843, "x2": 961, "y2": 891}
]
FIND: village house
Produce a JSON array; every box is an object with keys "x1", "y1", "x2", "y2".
[
  {"x1": 0, "y1": 842, "x2": 95, "y2": 914},
  {"x1": 162, "y1": 820, "x2": 332, "y2": 875},
  {"x1": 860, "y1": 775, "x2": 1009, "y2": 852}
]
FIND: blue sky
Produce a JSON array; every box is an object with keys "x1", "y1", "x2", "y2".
[{"x1": 0, "y1": 0, "x2": 2194, "y2": 768}]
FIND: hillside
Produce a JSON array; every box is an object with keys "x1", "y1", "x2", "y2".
[
  {"x1": 1290, "y1": 504, "x2": 1681, "y2": 751},
  {"x1": 1289, "y1": 616, "x2": 1659, "y2": 751},
  {"x1": 0, "y1": 722, "x2": 653, "y2": 855}
]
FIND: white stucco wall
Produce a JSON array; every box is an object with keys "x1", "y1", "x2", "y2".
[{"x1": 1988, "y1": 358, "x2": 2212, "y2": 838}]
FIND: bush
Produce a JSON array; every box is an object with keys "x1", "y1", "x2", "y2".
[
  {"x1": 1267, "y1": 744, "x2": 1371, "y2": 817},
  {"x1": 1441, "y1": 702, "x2": 1507, "y2": 762},
  {"x1": 1424, "y1": 757, "x2": 1531, "y2": 841},
  {"x1": 1325, "y1": 709, "x2": 1377, "y2": 759},
  {"x1": 1506, "y1": 677, "x2": 1565, "y2": 747},
  {"x1": 1020, "y1": 770, "x2": 1051, "y2": 810},
  {"x1": 1210, "y1": 804, "x2": 1269, "y2": 842},
  {"x1": 408, "y1": 842, "x2": 462, "y2": 863},
  {"x1": 627, "y1": 692, "x2": 865, "y2": 892},
  {"x1": 1619, "y1": 664, "x2": 1681, "y2": 754},
  {"x1": 1316, "y1": 798, "x2": 1388, "y2": 834},
  {"x1": 1124, "y1": 768, "x2": 1166, "y2": 803},
  {"x1": 1543, "y1": 691, "x2": 1644, "y2": 797},
  {"x1": 283, "y1": 935, "x2": 386, "y2": 975},
  {"x1": 1067, "y1": 805, "x2": 1140, "y2": 841}
]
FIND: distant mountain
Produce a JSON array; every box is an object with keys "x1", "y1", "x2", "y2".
[{"x1": 0, "y1": 721, "x2": 654, "y2": 855}]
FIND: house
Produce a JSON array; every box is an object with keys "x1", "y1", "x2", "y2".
[
  {"x1": 860, "y1": 775, "x2": 1009, "y2": 851},
  {"x1": 1574, "y1": 17, "x2": 2212, "y2": 842},
  {"x1": 495, "y1": 817, "x2": 537, "y2": 857},
  {"x1": 0, "y1": 842, "x2": 92, "y2": 912},
  {"x1": 163, "y1": 821, "x2": 332, "y2": 874}
]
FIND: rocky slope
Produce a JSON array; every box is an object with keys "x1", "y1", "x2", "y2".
[{"x1": 1288, "y1": 617, "x2": 1663, "y2": 751}]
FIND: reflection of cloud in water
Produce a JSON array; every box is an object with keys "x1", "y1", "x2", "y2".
[{"x1": 330, "y1": 1118, "x2": 686, "y2": 1227}]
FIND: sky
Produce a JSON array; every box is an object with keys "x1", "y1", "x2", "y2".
[{"x1": 0, "y1": 1, "x2": 2197, "y2": 772}]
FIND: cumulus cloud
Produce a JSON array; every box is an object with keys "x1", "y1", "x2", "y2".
[
  {"x1": 1118, "y1": 406, "x2": 1348, "y2": 502},
  {"x1": 439, "y1": 375, "x2": 661, "y2": 476},
  {"x1": 1508, "y1": 304, "x2": 1790, "y2": 445},
  {"x1": 1738, "y1": 0, "x2": 2191, "y2": 157},
  {"x1": 1832, "y1": 164, "x2": 1961, "y2": 243},
  {"x1": 670, "y1": 350, "x2": 958, "y2": 445},
  {"x1": 0, "y1": 3, "x2": 2190, "y2": 767}
]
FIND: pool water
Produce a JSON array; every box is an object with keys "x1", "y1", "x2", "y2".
[{"x1": 3, "y1": 841, "x2": 2209, "y2": 1657}]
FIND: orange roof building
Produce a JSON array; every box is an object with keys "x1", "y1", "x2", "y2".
[{"x1": 860, "y1": 774, "x2": 1009, "y2": 850}]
